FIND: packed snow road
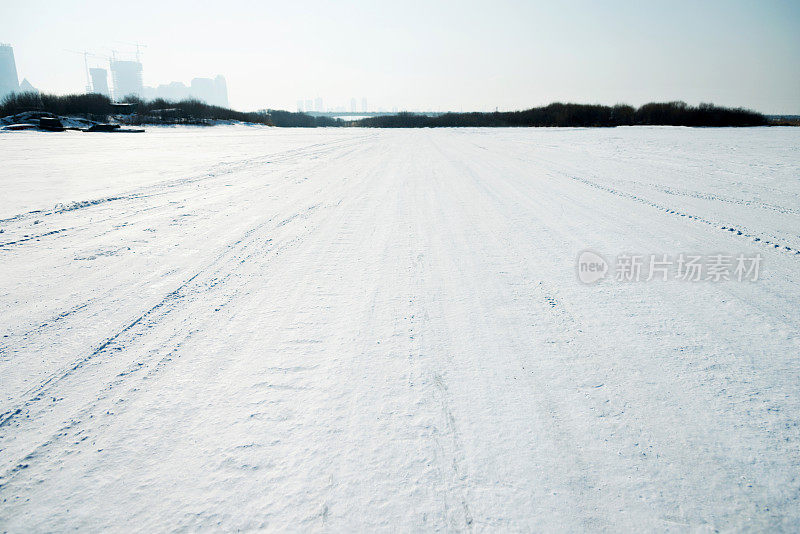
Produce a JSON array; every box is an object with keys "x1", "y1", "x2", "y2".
[{"x1": 1, "y1": 126, "x2": 799, "y2": 531}]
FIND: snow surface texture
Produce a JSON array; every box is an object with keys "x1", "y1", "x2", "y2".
[{"x1": 0, "y1": 126, "x2": 799, "y2": 531}]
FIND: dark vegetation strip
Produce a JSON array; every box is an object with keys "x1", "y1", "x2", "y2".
[
  {"x1": 354, "y1": 102, "x2": 768, "y2": 127},
  {"x1": 0, "y1": 92, "x2": 272, "y2": 125},
  {"x1": 1, "y1": 92, "x2": 772, "y2": 128}
]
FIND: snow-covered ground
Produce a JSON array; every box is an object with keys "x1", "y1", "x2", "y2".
[{"x1": 1, "y1": 126, "x2": 799, "y2": 531}]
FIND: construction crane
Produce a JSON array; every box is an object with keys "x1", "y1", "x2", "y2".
[
  {"x1": 64, "y1": 49, "x2": 92, "y2": 92},
  {"x1": 114, "y1": 41, "x2": 147, "y2": 62},
  {"x1": 64, "y1": 49, "x2": 112, "y2": 93}
]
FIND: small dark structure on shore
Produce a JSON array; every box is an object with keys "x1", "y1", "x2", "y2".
[
  {"x1": 39, "y1": 116, "x2": 65, "y2": 131},
  {"x1": 0, "y1": 111, "x2": 144, "y2": 132}
]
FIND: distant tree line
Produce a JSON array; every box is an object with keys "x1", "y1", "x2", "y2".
[
  {"x1": 264, "y1": 110, "x2": 343, "y2": 127},
  {"x1": 354, "y1": 102, "x2": 768, "y2": 128},
  {"x1": 1, "y1": 92, "x2": 113, "y2": 118},
  {"x1": 0, "y1": 92, "x2": 272, "y2": 125},
  {"x1": 1, "y1": 93, "x2": 772, "y2": 128}
]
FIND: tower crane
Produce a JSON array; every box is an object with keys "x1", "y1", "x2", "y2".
[
  {"x1": 114, "y1": 41, "x2": 147, "y2": 63},
  {"x1": 63, "y1": 50, "x2": 113, "y2": 93}
]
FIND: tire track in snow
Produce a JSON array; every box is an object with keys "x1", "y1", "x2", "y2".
[
  {"x1": 0, "y1": 270, "x2": 202, "y2": 429},
  {"x1": 0, "y1": 228, "x2": 71, "y2": 248},
  {"x1": 405, "y1": 219, "x2": 475, "y2": 530},
  {"x1": 0, "y1": 138, "x2": 366, "y2": 370},
  {"x1": 427, "y1": 133, "x2": 622, "y2": 528},
  {"x1": 441, "y1": 133, "x2": 800, "y2": 529},
  {"x1": 0, "y1": 201, "x2": 324, "y2": 430},
  {"x1": 0, "y1": 139, "x2": 368, "y2": 488},
  {"x1": 647, "y1": 184, "x2": 800, "y2": 216},
  {"x1": 565, "y1": 173, "x2": 800, "y2": 258},
  {"x1": 0, "y1": 202, "x2": 335, "y2": 484},
  {"x1": 486, "y1": 138, "x2": 800, "y2": 257},
  {"x1": 0, "y1": 133, "x2": 373, "y2": 227},
  {"x1": 430, "y1": 370, "x2": 475, "y2": 530}
]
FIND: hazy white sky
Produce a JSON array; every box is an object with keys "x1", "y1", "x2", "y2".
[{"x1": 3, "y1": 0, "x2": 799, "y2": 113}]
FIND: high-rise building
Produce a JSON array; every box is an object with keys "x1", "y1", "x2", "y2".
[
  {"x1": 186, "y1": 76, "x2": 229, "y2": 107},
  {"x1": 110, "y1": 59, "x2": 143, "y2": 99},
  {"x1": 18, "y1": 78, "x2": 37, "y2": 93},
  {"x1": 350, "y1": 98, "x2": 357, "y2": 112},
  {"x1": 361, "y1": 97, "x2": 368, "y2": 112},
  {"x1": 0, "y1": 44, "x2": 20, "y2": 99},
  {"x1": 89, "y1": 68, "x2": 110, "y2": 96},
  {"x1": 149, "y1": 81, "x2": 188, "y2": 101},
  {"x1": 213, "y1": 75, "x2": 228, "y2": 107},
  {"x1": 305, "y1": 99, "x2": 313, "y2": 112},
  {"x1": 190, "y1": 77, "x2": 215, "y2": 104},
  {"x1": 314, "y1": 97, "x2": 323, "y2": 112},
  {"x1": 297, "y1": 100, "x2": 304, "y2": 112}
]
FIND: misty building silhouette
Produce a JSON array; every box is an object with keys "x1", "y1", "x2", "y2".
[
  {"x1": 212, "y1": 75, "x2": 228, "y2": 107},
  {"x1": 18, "y1": 78, "x2": 37, "y2": 93},
  {"x1": 140, "y1": 76, "x2": 228, "y2": 107},
  {"x1": 142, "y1": 82, "x2": 186, "y2": 102},
  {"x1": 191, "y1": 77, "x2": 215, "y2": 104},
  {"x1": 141, "y1": 76, "x2": 228, "y2": 108},
  {"x1": 89, "y1": 68, "x2": 110, "y2": 97},
  {"x1": 0, "y1": 44, "x2": 20, "y2": 99},
  {"x1": 110, "y1": 59, "x2": 143, "y2": 100}
]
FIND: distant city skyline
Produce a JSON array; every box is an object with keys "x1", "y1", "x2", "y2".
[
  {"x1": 2, "y1": 0, "x2": 799, "y2": 114},
  {"x1": 297, "y1": 97, "x2": 372, "y2": 113},
  {"x1": 0, "y1": 43, "x2": 229, "y2": 107}
]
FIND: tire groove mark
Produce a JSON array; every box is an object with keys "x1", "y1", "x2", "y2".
[
  {"x1": 0, "y1": 196, "x2": 335, "y2": 481},
  {"x1": 567, "y1": 174, "x2": 800, "y2": 258},
  {"x1": 0, "y1": 201, "x2": 323, "y2": 417},
  {"x1": 0, "y1": 134, "x2": 373, "y2": 225},
  {"x1": 431, "y1": 371, "x2": 474, "y2": 531},
  {"x1": 0, "y1": 301, "x2": 94, "y2": 356},
  {"x1": 0, "y1": 201, "x2": 298, "y2": 423},
  {"x1": 0, "y1": 270, "x2": 202, "y2": 428},
  {"x1": 0, "y1": 228, "x2": 70, "y2": 248}
]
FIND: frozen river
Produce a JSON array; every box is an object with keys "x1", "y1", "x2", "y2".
[{"x1": 1, "y1": 126, "x2": 799, "y2": 530}]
